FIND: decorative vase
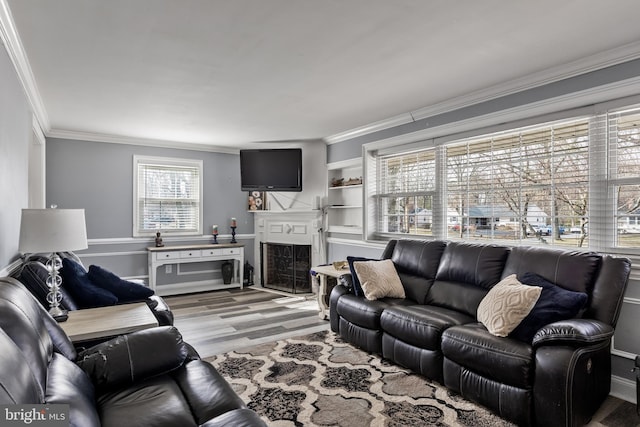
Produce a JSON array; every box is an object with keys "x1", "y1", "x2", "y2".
[
  {"x1": 221, "y1": 261, "x2": 233, "y2": 284},
  {"x1": 243, "y1": 261, "x2": 254, "y2": 286}
]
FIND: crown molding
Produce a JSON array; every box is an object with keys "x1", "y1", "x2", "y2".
[
  {"x1": 47, "y1": 128, "x2": 241, "y2": 154},
  {"x1": 359, "y1": 75, "x2": 640, "y2": 154},
  {"x1": 0, "y1": 0, "x2": 49, "y2": 132},
  {"x1": 325, "y1": 40, "x2": 640, "y2": 145}
]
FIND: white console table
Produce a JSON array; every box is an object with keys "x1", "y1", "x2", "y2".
[{"x1": 147, "y1": 243, "x2": 244, "y2": 296}]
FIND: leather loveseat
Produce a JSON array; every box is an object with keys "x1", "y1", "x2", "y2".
[
  {"x1": 330, "y1": 239, "x2": 631, "y2": 426},
  {"x1": 0, "y1": 276, "x2": 266, "y2": 427}
]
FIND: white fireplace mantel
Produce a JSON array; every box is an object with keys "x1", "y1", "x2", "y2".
[{"x1": 253, "y1": 210, "x2": 325, "y2": 287}]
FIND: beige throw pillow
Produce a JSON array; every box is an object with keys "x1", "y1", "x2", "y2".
[
  {"x1": 477, "y1": 274, "x2": 542, "y2": 337},
  {"x1": 353, "y1": 259, "x2": 405, "y2": 301}
]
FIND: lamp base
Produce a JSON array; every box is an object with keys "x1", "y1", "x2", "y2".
[{"x1": 49, "y1": 306, "x2": 69, "y2": 322}]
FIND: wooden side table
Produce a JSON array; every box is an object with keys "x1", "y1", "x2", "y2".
[
  {"x1": 311, "y1": 264, "x2": 350, "y2": 320},
  {"x1": 59, "y1": 303, "x2": 159, "y2": 343}
]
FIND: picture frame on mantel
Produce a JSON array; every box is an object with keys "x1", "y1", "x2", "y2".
[{"x1": 248, "y1": 191, "x2": 266, "y2": 211}]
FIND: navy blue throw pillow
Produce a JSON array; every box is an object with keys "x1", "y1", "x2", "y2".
[
  {"x1": 61, "y1": 258, "x2": 118, "y2": 308},
  {"x1": 347, "y1": 256, "x2": 376, "y2": 297},
  {"x1": 88, "y1": 265, "x2": 154, "y2": 302},
  {"x1": 509, "y1": 272, "x2": 588, "y2": 343}
]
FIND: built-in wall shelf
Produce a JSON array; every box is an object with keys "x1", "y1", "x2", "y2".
[
  {"x1": 327, "y1": 225, "x2": 363, "y2": 234},
  {"x1": 327, "y1": 158, "x2": 363, "y2": 237},
  {"x1": 329, "y1": 184, "x2": 362, "y2": 190}
]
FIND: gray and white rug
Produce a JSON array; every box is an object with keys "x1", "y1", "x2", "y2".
[{"x1": 207, "y1": 330, "x2": 515, "y2": 426}]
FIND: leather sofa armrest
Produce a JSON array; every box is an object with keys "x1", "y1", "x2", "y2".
[
  {"x1": 76, "y1": 326, "x2": 188, "y2": 391},
  {"x1": 329, "y1": 282, "x2": 350, "y2": 333},
  {"x1": 532, "y1": 319, "x2": 613, "y2": 348},
  {"x1": 146, "y1": 295, "x2": 175, "y2": 326}
]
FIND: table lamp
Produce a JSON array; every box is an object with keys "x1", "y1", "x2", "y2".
[{"x1": 19, "y1": 208, "x2": 88, "y2": 321}]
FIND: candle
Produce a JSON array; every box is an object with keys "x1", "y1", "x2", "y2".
[
  {"x1": 231, "y1": 217, "x2": 237, "y2": 227},
  {"x1": 212, "y1": 225, "x2": 218, "y2": 235}
]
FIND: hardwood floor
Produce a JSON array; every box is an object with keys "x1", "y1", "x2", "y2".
[
  {"x1": 165, "y1": 286, "x2": 636, "y2": 426},
  {"x1": 164, "y1": 286, "x2": 329, "y2": 358}
]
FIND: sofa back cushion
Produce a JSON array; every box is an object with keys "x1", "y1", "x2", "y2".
[
  {"x1": 386, "y1": 239, "x2": 447, "y2": 303},
  {"x1": 19, "y1": 261, "x2": 79, "y2": 311},
  {"x1": 502, "y1": 246, "x2": 601, "y2": 294},
  {"x1": 587, "y1": 255, "x2": 631, "y2": 326},
  {"x1": 428, "y1": 242, "x2": 510, "y2": 316}
]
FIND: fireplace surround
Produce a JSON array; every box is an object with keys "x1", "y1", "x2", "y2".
[{"x1": 252, "y1": 210, "x2": 323, "y2": 294}]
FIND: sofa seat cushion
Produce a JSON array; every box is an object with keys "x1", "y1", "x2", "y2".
[
  {"x1": 97, "y1": 374, "x2": 198, "y2": 427},
  {"x1": 336, "y1": 294, "x2": 415, "y2": 330},
  {"x1": 381, "y1": 305, "x2": 475, "y2": 350},
  {"x1": 441, "y1": 323, "x2": 534, "y2": 389}
]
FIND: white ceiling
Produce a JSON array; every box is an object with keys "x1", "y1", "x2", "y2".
[{"x1": 4, "y1": 0, "x2": 640, "y2": 149}]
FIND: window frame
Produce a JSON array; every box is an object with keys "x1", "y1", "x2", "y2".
[{"x1": 133, "y1": 155, "x2": 204, "y2": 238}]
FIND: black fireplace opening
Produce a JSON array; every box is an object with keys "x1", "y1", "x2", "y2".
[{"x1": 261, "y1": 242, "x2": 311, "y2": 293}]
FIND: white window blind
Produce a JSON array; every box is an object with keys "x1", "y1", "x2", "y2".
[
  {"x1": 133, "y1": 156, "x2": 203, "y2": 237},
  {"x1": 447, "y1": 120, "x2": 590, "y2": 245},
  {"x1": 608, "y1": 108, "x2": 640, "y2": 249},
  {"x1": 375, "y1": 149, "x2": 436, "y2": 236}
]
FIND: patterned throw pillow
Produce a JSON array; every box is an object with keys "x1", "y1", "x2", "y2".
[
  {"x1": 477, "y1": 274, "x2": 542, "y2": 337},
  {"x1": 346, "y1": 256, "x2": 376, "y2": 296},
  {"x1": 353, "y1": 259, "x2": 405, "y2": 301}
]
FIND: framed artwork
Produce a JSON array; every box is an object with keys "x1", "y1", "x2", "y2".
[{"x1": 248, "y1": 191, "x2": 266, "y2": 211}]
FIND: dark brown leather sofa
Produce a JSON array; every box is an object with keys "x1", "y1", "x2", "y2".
[
  {"x1": 330, "y1": 239, "x2": 631, "y2": 426},
  {"x1": 0, "y1": 276, "x2": 266, "y2": 427}
]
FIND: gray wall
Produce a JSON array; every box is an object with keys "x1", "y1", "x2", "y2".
[
  {"x1": 0, "y1": 47, "x2": 32, "y2": 269},
  {"x1": 47, "y1": 138, "x2": 253, "y2": 238},
  {"x1": 46, "y1": 138, "x2": 256, "y2": 281}
]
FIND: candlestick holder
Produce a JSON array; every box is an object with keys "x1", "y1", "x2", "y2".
[
  {"x1": 230, "y1": 226, "x2": 237, "y2": 243},
  {"x1": 212, "y1": 234, "x2": 218, "y2": 244}
]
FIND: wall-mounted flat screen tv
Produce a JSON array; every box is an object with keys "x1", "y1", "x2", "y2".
[{"x1": 240, "y1": 148, "x2": 302, "y2": 192}]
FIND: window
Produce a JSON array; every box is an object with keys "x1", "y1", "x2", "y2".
[
  {"x1": 369, "y1": 118, "x2": 593, "y2": 248},
  {"x1": 133, "y1": 156, "x2": 203, "y2": 237},
  {"x1": 375, "y1": 150, "x2": 436, "y2": 236},
  {"x1": 446, "y1": 120, "x2": 590, "y2": 247}
]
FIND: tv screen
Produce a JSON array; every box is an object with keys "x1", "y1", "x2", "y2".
[{"x1": 240, "y1": 148, "x2": 302, "y2": 192}]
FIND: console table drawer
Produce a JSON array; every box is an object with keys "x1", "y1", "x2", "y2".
[
  {"x1": 180, "y1": 250, "x2": 202, "y2": 258},
  {"x1": 203, "y1": 248, "x2": 223, "y2": 256},
  {"x1": 223, "y1": 248, "x2": 241, "y2": 255},
  {"x1": 156, "y1": 251, "x2": 180, "y2": 260}
]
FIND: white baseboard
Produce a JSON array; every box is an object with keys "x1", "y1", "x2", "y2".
[{"x1": 610, "y1": 375, "x2": 636, "y2": 404}]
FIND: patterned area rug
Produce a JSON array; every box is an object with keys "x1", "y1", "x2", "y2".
[{"x1": 207, "y1": 330, "x2": 515, "y2": 426}]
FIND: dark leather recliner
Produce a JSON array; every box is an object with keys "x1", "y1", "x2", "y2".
[
  {"x1": 0, "y1": 276, "x2": 266, "y2": 427},
  {"x1": 330, "y1": 239, "x2": 631, "y2": 427}
]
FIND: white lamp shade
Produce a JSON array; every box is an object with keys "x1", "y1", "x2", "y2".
[{"x1": 19, "y1": 209, "x2": 88, "y2": 254}]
